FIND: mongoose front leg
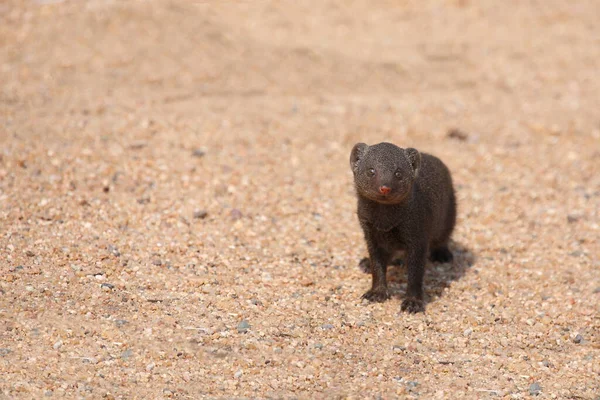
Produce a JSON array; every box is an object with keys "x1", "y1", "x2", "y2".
[
  {"x1": 361, "y1": 247, "x2": 391, "y2": 303},
  {"x1": 401, "y1": 242, "x2": 427, "y2": 313}
]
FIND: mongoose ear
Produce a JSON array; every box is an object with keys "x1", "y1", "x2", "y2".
[
  {"x1": 350, "y1": 143, "x2": 368, "y2": 173},
  {"x1": 405, "y1": 148, "x2": 421, "y2": 177}
]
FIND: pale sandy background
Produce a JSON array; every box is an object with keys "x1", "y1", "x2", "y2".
[{"x1": 1, "y1": 0, "x2": 599, "y2": 398}]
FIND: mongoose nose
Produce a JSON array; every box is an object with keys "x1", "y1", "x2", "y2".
[{"x1": 379, "y1": 186, "x2": 391, "y2": 195}]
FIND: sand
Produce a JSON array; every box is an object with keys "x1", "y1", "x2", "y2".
[{"x1": 1, "y1": 0, "x2": 599, "y2": 398}]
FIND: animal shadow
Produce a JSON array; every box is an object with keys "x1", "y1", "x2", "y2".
[{"x1": 376, "y1": 241, "x2": 476, "y2": 306}]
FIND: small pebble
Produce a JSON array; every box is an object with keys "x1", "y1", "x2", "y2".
[
  {"x1": 192, "y1": 148, "x2": 206, "y2": 158},
  {"x1": 101, "y1": 283, "x2": 115, "y2": 291},
  {"x1": 573, "y1": 334, "x2": 583, "y2": 344},
  {"x1": 234, "y1": 369, "x2": 243, "y2": 379},
  {"x1": 321, "y1": 324, "x2": 334, "y2": 330},
  {"x1": 237, "y1": 320, "x2": 250, "y2": 333},
  {"x1": 193, "y1": 210, "x2": 208, "y2": 219},
  {"x1": 529, "y1": 382, "x2": 542, "y2": 396},
  {"x1": 152, "y1": 259, "x2": 162, "y2": 266},
  {"x1": 121, "y1": 349, "x2": 133, "y2": 360},
  {"x1": 314, "y1": 343, "x2": 323, "y2": 349},
  {"x1": 25, "y1": 250, "x2": 35, "y2": 257},
  {"x1": 230, "y1": 208, "x2": 243, "y2": 220},
  {"x1": 115, "y1": 319, "x2": 128, "y2": 327},
  {"x1": 593, "y1": 287, "x2": 600, "y2": 294},
  {"x1": 447, "y1": 128, "x2": 468, "y2": 141},
  {"x1": 44, "y1": 390, "x2": 53, "y2": 397},
  {"x1": 463, "y1": 328, "x2": 473, "y2": 336},
  {"x1": 53, "y1": 340, "x2": 63, "y2": 350},
  {"x1": 107, "y1": 245, "x2": 120, "y2": 257},
  {"x1": 0, "y1": 348, "x2": 11, "y2": 356},
  {"x1": 146, "y1": 362, "x2": 155, "y2": 372}
]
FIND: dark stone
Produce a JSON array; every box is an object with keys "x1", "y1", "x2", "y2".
[
  {"x1": 192, "y1": 149, "x2": 206, "y2": 158},
  {"x1": 529, "y1": 382, "x2": 541, "y2": 396},
  {"x1": 193, "y1": 210, "x2": 208, "y2": 219},
  {"x1": 237, "y1": 320, "x2": 250, "y2": 333}
]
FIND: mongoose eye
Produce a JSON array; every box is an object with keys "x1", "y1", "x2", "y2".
[
  {"x1": 367, "y1": 168, "x2": 375, "y2": 177},
  {"x1": 395, "y1": 171, "x2": 402, "y2": 179}
]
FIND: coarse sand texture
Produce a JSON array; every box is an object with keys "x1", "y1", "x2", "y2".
[{"x1": 1, "y1": 0, "x2": 599, "y2": 398}]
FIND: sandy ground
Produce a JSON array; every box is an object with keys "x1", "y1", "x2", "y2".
[{"x1": 1, "y1": 0, "x2": 599, "y2": 398}]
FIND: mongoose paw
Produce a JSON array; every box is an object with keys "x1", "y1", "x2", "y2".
[
  {"x1": 430, "y1": 248, "x2": 453, "y2": 263},
  {"x1": 358, "y1": 258, "x2": 371, "y2": 273},
  {"x1": 361, "y1": 287, "x2": 390, "y2": 303},
  {"x1": 401, "y1": 297, "x2": 425, "y2": 313}
]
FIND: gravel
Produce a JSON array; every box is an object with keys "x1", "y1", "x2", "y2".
[{"x1": 1, "y1": 1, "x2": 599, "y2": 399}]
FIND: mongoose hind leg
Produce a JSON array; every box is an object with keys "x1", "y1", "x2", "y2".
[
  {"x1": 429, "y1": 246, "x2": 453, "y2": 263},
  {"x1": 358, "y1": 257, "x2": 371, "y2": 273}
]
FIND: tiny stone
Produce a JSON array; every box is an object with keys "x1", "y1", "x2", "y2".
[
  {"x1": 25, "y1": 250, "x2": 35, "y2": 257},
  {"x1": 237, "y1": 320, "x2": 250, "y2": 333},
  {"x1": 152, "y1": 259, "x2": 162, "y2": 266},
  {"x1": 573, "y1": 334, "x2": 583, "y2": 344},
  {"x1": 115, "y1": 319, "x2": 128, "y2": 327},
  {"x1": 44, "y1": 390, "x2": 53, "y2": 397},
  {"x1": 593, "y1": 287, "x2": 600, "y2": 294},
  {"x1": 121, "y1": 349, "x2": 133, "y2": 360},
  {"x1": 101, "y1": 283, "x2": 115, "y2": 291},
  {"x1": 193, "y1": 210, "x2": 208, "y2": 219},
  {"x1": 406, "y1": 381, "x2": 419, "y2": 390},
  {"x1": 53, "y1": 340, "x2": 63, "y2": 350},
  {"x1": 529, "y1": 382, "x2": 542, "y2": 396},
  {"x1": 146, "y1": 362, "x2": 155, "y2": 371},
  {"x1": 192, "y1": 148, "x2": 206, "y2": 158},
  {"x1": 447, "y1": 128, "x2": 468, "y2": 141},
  {"x1": 321, "y1": 324, "x2": 334, "y2": 330},
  {"x1": 542, "y1": 360, "x2": 550, "y2": 367},
  {"x1": 567, "y1": 214, "x2": 580, "y2": 223},
  {"x1": 107, "y1": 245, "x2": 120, "y2": 257},
  {"x1": 569, "y1": 250, "x2": 583, "y2": 257},
  {"x1": 0, "y1": 348, "x2": 11, "y2": 356},
  {"x1": 463, "y1": 328, "x2": 473, "y2": 336},
  {"x1": 392, "y1": 345, "x2": 405, "y2": 353},
  {"x1": 230, "y1": 208, "x2": 243, "y2": 220},
  {"x1": 314, "y1": 343, "x2": 323, "y2": 349},
  {"x1": 15, "y1": 265, "x2": 24, "y2": 271},
  {"x1": 234, "y1": 369, "x2": 243, "y2": 379}
]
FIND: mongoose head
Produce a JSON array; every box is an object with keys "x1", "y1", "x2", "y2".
[{"x1": 350, "y1": 142, "x2": 421, "y2": 205}]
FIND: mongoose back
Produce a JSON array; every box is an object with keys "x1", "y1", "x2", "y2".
[{"x1": 350, "y1": 142, "x2": 456, "y2": 313}]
